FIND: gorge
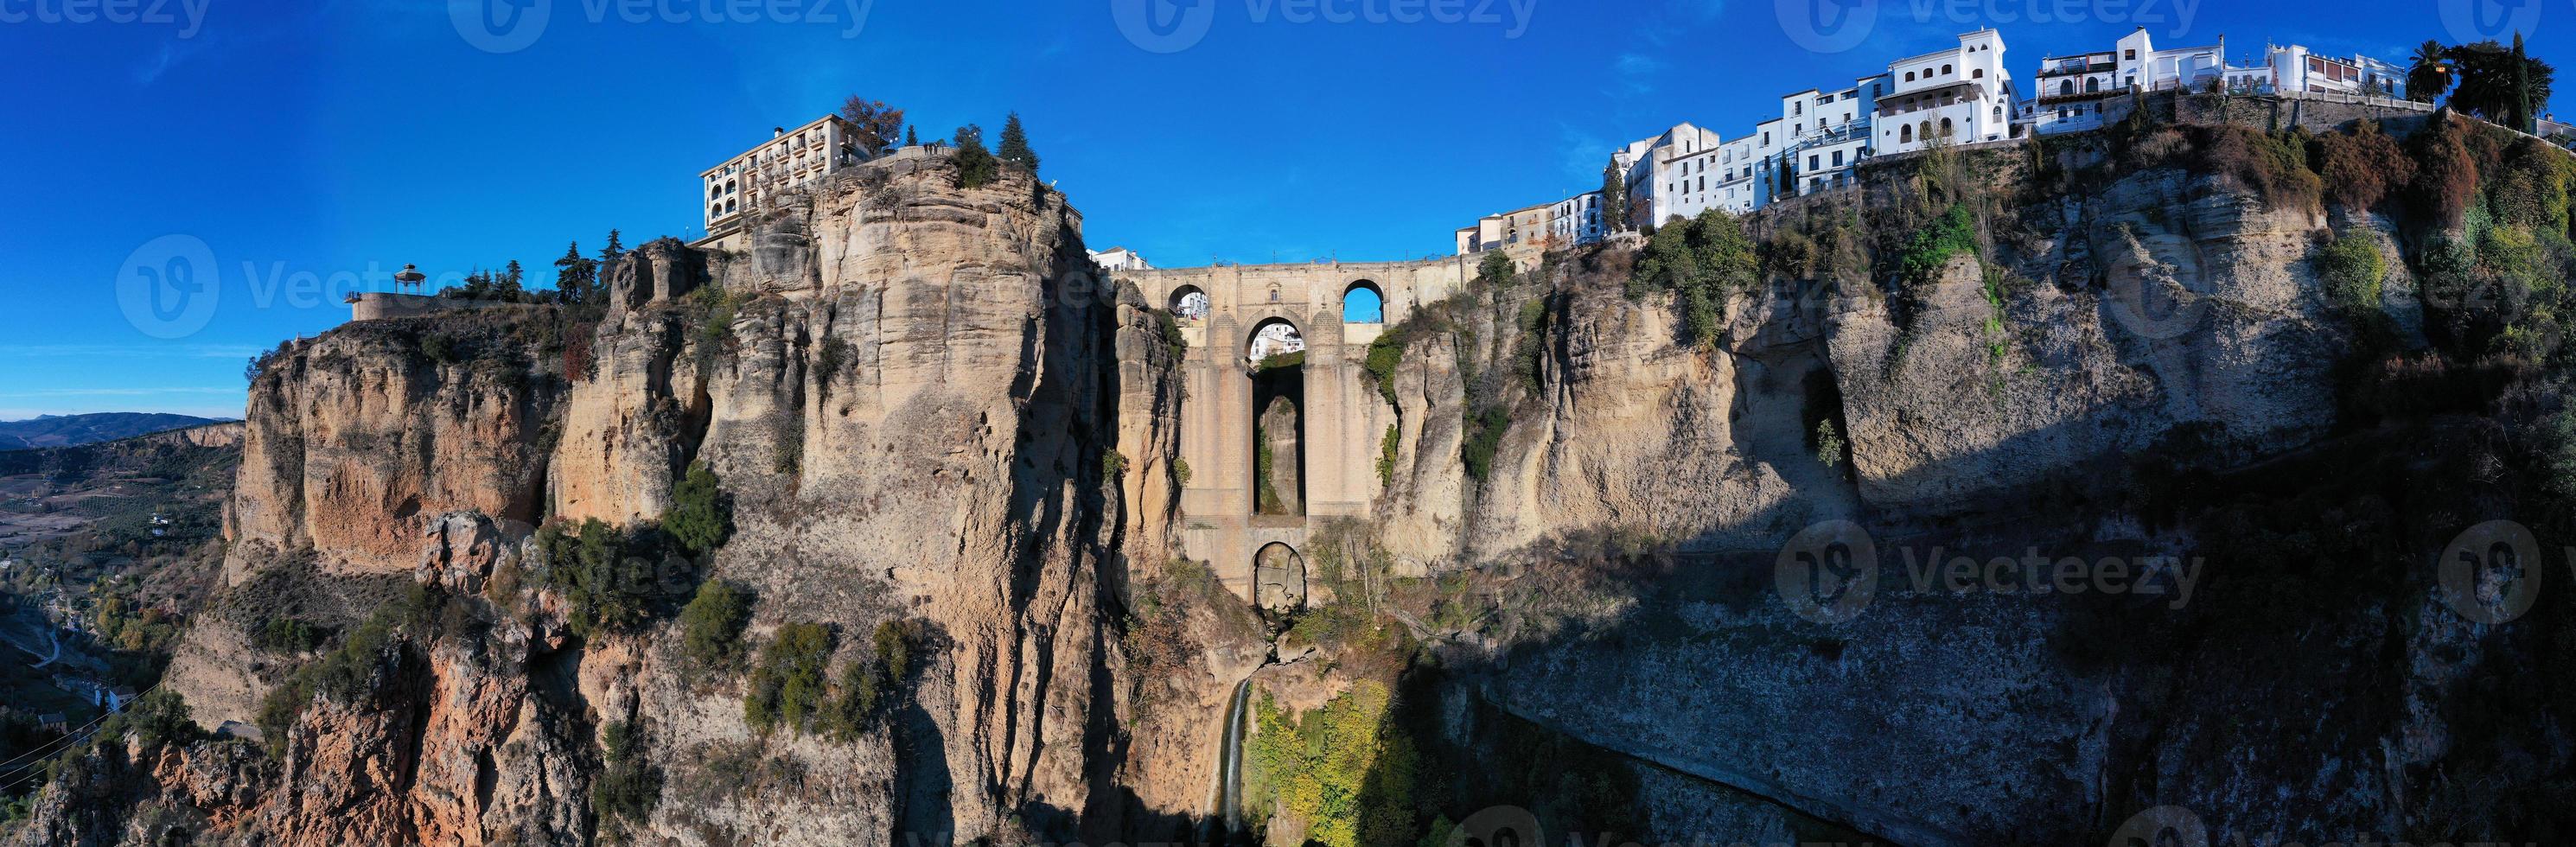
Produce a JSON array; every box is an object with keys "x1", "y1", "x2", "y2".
[{"x1": 11, "y1": 92, "x2": 2576, "y2": 847}]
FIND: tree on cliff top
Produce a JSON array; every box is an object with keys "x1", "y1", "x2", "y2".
[
  {"x1": 836, "y1": 95, "x2": 907, "y2": 152},
  {"x1": 952, "y1": 124, "x2": 998, "y2": 188},
  {"x1": 2443, "y1": 40, "x2": 2554, "y2": 129},
  {"x1": 598, "y1": 229, "x2": 625, "y2": 267},
  {"x1": 1600, "y1": 159, "x2": 1629, "y2": 232},
  {"x1": 2409, "y1": 40, "x2": 2452, "y2": 104},
  {"x1": 998, "y1": 112, "x2": 1039, "y2": 175},
  {"x1": 553, "y1": 241, "x2": 598, "y2": 305}
]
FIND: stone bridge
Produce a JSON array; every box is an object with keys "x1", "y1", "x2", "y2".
[{"x1": 1121, "y1": 256, "x2": 1498, "y2": 608}]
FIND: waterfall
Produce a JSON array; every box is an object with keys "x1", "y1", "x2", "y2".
[{"x1": 1212, "y1": 677, "x2": 1254, "y2": 837}]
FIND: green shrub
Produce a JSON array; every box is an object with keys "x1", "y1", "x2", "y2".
[
  {"x1": 818, "y1": 620, "x2": 923, "y2": 742},
  {"x1": 693, "y1": 285, "x2": 737, "y2": 344},
  {"x1": 743, "y1": 622, "x2": 834, "y2": 735},
  {"x1": 538, "y1": 519, "x2": 657, "y2": 637},
  {"x1": 1814, "y1": 419, "x2": 1846, "y2": 468},
  {"x1": 1898, "y1": 203, "x2": 1979, "y2": 289},
  {"x1": 1254, "y1": 351, "x2": 1306, "y2": 373},
  {"x1": 1630, "y1": 209, "x2": 1759, "y2": 347},
  {"x1": 420, "y1": 333, "x2": 458, "y2": 364},
  {"x1": 1172, "y1": 457, "x2": 1191, "y2": 487},
  {"x1": 100, "y1": 690, "x2": 198, "y2": 750},
  {"x1": 953, "y1": 124, "x2": 998, "y2": 188},
  {"x1": 677, "y1": 580, "x2": 753, "y2": 671},
  {"x1": 1476, "y1": 252, "x2": 1514, "y2": 287},
  {"x1": 664, "y1": 462, "x2": 731, "y2": 556},
  {"x1": 252, "y1": 615, "x2": 327, "y2": 653},
  {"x1": 1460, "y1": 405, "x2": 1509, "y2": 482},
  {"x1": 254, "y1": 584, "x2": 443, "y2": 753},
  {"x1": 816, "y1": 334, "x2": 853, "y2": 391},
  {"x1": 591, "y1": 720, "x2": 662, "y2": 825},
  {"x1": 2318, "y1": 233, "x2": 2388, "y2": 315},
  {"x1": 1244, "y1": 683, "x2": 1417, "y2": 847},
  {"x1": 1377, "y1": 424, "x2": 1400, "y2": 487},
  {"x1": 1362, "y1": 328, "x2": 1406, "y2": 407},
  {"x1": 1102, "y1": 449, "x2": 1128, "y2": 481}
]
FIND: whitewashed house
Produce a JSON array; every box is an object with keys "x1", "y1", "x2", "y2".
[{"x1": 1878, "y1": 29, "x2": 2020, "y2": 156}]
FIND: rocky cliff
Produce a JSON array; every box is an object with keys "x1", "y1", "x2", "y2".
[{"x1": 22, "y1": 110, "x2": 2574, "y2": 847}]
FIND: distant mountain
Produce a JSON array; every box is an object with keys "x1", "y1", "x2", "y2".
[{"x1": 0, "y1": 413, "x2": 233, "y2": 450}]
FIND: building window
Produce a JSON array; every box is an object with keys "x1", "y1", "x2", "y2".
[
  {"x1": 1901, "y1": 124, "x2": 1913, "y2": 143},
  {"x1": 1808, "y1": 154, "x2": 1819, "y2": 169},
  {"x1": 1832, "y1": 150, "x2": 1843, "y2": 166},
  {"x1": 1942, "y1": 64, "x2": 1952, "y2": 74},
  {"x1": 2125, "y1": 49, "x2": 2137, "y2": 60},
  {"x1": 1904, "y1": 72, "x2": 1915, "y2": 81},
  {"x1": 1973, "y1": 69, "x2": 1985, "y2": 79}
]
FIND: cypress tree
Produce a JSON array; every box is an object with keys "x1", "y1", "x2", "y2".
[
  {"x1": 1601, "y1": 159, "x2": 1629, "y2": 232},
  {"x1": 599, "y1": 229, "x2": 625, "y2": 266},
  {"x1": 998, "y1": 112, "x2": 1039, "y2": 175}
]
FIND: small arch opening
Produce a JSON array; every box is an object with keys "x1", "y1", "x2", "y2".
[
  {"x1": 1342, "y1": 279, "x2": 1386, "y2": 324},
  {"x1": 1252, "y1": 543, "x2": 1307, "y2": 611}
]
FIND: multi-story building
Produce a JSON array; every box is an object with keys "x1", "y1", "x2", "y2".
[
  {"x1": 1452, "y1": 201, "x2": 1559, "y2": 255},
  {"x1": 2264, "y1": 43, "x2": 2407, "y2": 98},
  {"x1": 1548, "y1": 191, "x2": 1606, "y2": 246},
  {"x1": 698, "y1": 115, "x2": 878, "y2": 245},
  {"x1": 2035, "y1": 29, "x2": 2224, "y2": 135},
  {"x1": 1090, "y1": 246, "x2": 1153, "y2": 271},
  {"x1": 1877, "y1": 29, "x2": 2020, "y2": 156},
  {"x1": 1773, "y1": 76, "x2": 1887, "y2": 197},
  {"x1": 1617, "y1": 123, "x2": 1725, "y2": 227}
]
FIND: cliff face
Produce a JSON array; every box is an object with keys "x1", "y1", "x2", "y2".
[
  {"x1": 32, "y1": 122, "x2": 2566, "y2": 847},
  {"x1": 91, "y1": 149, "x2": 1192, "y2": 847}
]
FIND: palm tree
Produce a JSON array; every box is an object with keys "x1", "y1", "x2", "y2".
[{"x1": 2409, "y1": 40, "x2": 2452, "y2": 104}]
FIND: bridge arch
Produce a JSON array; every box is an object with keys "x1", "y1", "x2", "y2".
[
  {"x1": 1170, "y1": 284, "x2": 1210, "y2": 325},
  {"x1": 1341, "y1": 279, "x2": 1386, "y2": 324},
  {"x1": 1253, "y1": 542, "x2": 1307, "y2": 611}
]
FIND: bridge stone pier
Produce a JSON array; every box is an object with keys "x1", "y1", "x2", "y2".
[{"x1": 1123, "y1": 258, "x2": 1486, "y2": 608}]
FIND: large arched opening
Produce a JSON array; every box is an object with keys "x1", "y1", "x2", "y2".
[
  {"x1": 1170, "y1": 284, "x2": 1210, "y2": 325},
  {"x1": 1341, "y1": 279, "x2": 1385, "y2": 324},
  {"x1": 1252, "y1": 542, "x2": 1307, "y2": 611},
  {"x1": 1246, "y1": 318, "x2": 1306, "y2": 516}
]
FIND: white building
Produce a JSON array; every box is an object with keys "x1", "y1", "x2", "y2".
[
  {"x1": 1090, "y1": 246, "x2": 1154, "y2": 271},
  {"x1": 1547, "y1": 191, "x2": 1606, "y2": 246},
  {"x1": 699, "y1": 115, "x2": 879, "y2": 244},
  {"x1": 2036, "y1": 29, "x2": 2225, "y2": 135},
  {"x1": 2264, "y1": 43, "x2": 2407, "y2": 99},
  {"x1": 1877, "y1": 29, "x2": 2020, "y2": 156},
  {"x1": 1772, "y1": 76, "x2": 1887, "y2": 197},
  {"x1": 1247, "y1": 322, "x2": 1305, "y2": 362},
  {"x1": 1617, "y1": 123, "x2": 1725, "y2": 228}
]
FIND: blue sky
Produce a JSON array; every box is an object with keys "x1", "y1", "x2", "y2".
[{"x1": 0, "y1": 0, "x2": 2560, "y2": 420}]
